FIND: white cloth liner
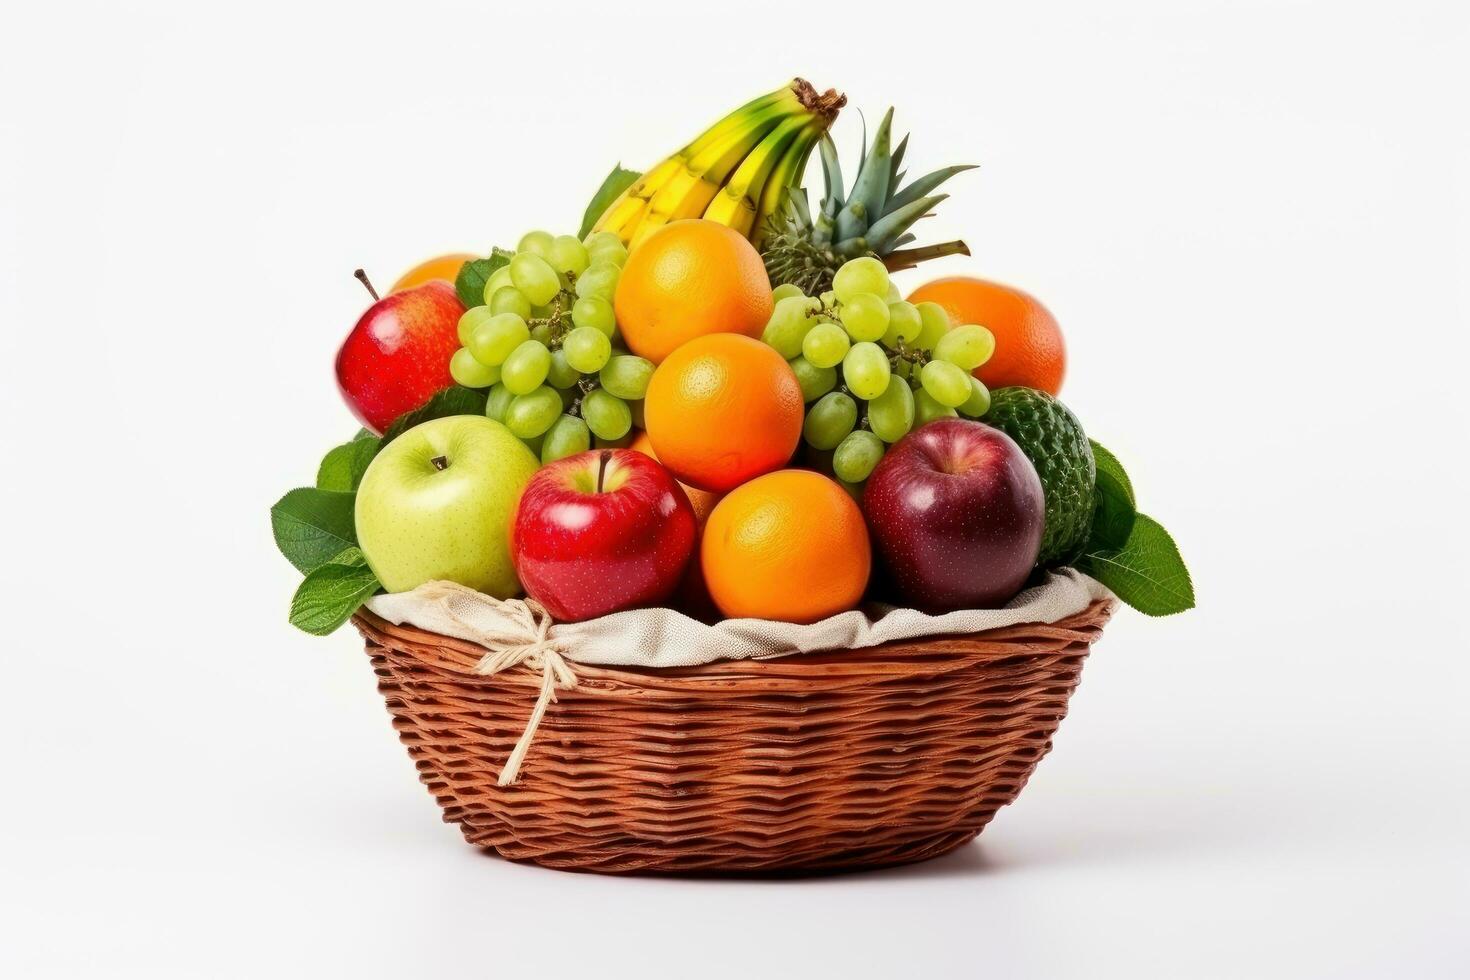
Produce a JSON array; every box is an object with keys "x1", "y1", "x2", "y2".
[{"x1": 365, "y1": 567, "x2": 1111, "y2": 669}]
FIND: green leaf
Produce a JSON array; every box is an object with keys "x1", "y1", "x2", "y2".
[
  {"x1": 1088, "y1": 439, "x2": 1136, "y2": 550},
  {"x1": 289, "y1": 547, "x2": 380, "y2": 635},
  {"x1": 578, "y1": 164, "x2": 640, "y2": 239},
  {"x1": 315, "y1": 432, "x2": 379, "y2": 492},
  {"x1": 1081, "y1": 514, "x2": 1195, "y2": 616},
  {"x1": 454, "y1": 250, "x2": 512, "y2": 308},
  {"x1": 1090, "y1": 439, "x2": 1134, "y2": 505},
  {"x1": 379, "y1": 384, "x2": 489, "y2": 446},
  {"x1": 270, "y1": 487, "x2": 358, "y2": 574}
]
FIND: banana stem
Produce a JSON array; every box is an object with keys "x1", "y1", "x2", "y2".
[
  {"x1": 881, "y1": 240, "x2": 970, "y2": 272},
  {"x1": 791, "y1": 78, "x2": 847, "y2": 122}
]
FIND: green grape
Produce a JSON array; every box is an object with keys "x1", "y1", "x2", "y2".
[
  {"x1": 530, "y1": 322, "x2": 554, "y2": 347},
  {"x1": 839, "y1": 292, "x2": 890, "y2": 342},
  {"x1": 509, "y1": 252, "x2": 561, "y2": 306},
  {"x1": 502, "y1": 339, "x2": 552, "y2": 394},
  {"x1": 450, "y1": 347, "x2": 500, "y2": 389},
  {"x1": 587, "y1": 237, "x2": 628, "y2": 268},
  {"x1": 542, "y1": 414, "x2": 591, "y2": 463},
  {"x1": 867, "y1": 376, "x2": 915, "y2": 443},
  {"x1": 516, "y1": 230, "x2": 555, "y2": 258},
  {"x1": 914, "y1": 387, "x2": 958, "y2": 426},
  {"x1": 920, "y1": 359, "x2": 973, "y2": 408},
  {"x1": 915, "y1": 301, "x2": 952, "y2": 351},
  {"x1": 804, "y1": 391, "x2": 857, "y2": 450},
  {"x1": 832, "y1": 256, "x2": 890, "y2": 303},
  {"x1": 575, "y1": 262, "x2": 621, "y2": 302},
  {"x1": 489, "y1": 285, "x2": 532, "y2": 319},
  {"x1": 883, "y1": 301, "x2": 922, "y2": 345},
  {"x1": 886, "y1": 281, "x2": 902, "y2": 304},
  {"x1": 819, "y1": 289, "x2": 837, "y2": 308},
  {"x1": 761, "y1": 295, "x2": 819, "y2": 358},
  {"x1": 843, "y1": 342, "x2": 892, "y2": 400},
  {"x1": 599, "y1": 354, "x2": 654, "y2": 400},
  {"x1": 546, "y1": 348, "x2": 581, "y2": 389},
  {"x1": 485, "y1": 265, "x2": 514, "y2": 297},
  {"x1": 771, "y1": 283, "x2": 806, "y2": 303},
  {"x1": 628, "y1": 398, "x2": 645, "y2": 430},
  {"x1": 583, "y1": 231, "x2": 622, "y2": 252},
  {"x1": 505, "y1": 385, "x2": 562, "y2": 438},
  {"x1": 571, "y1": 296, "x2": 616, "y2": 337},
  {"x1": 457, "y1": 306, "x2": 496, "y2": 347},
  {"x1": 484, "y1": 383, "x2": 515, "y2": 423},
  {"x1": 833, "y1": 430, "x2": 885, "y2": 483},
  {"x1": 582, "y1": 389, "x2": 632, "y2": 440},
  {"x1": 802, "y1": 321, "x2": 851, "y2": 369},
  {"x1": 958, "y1": 377, "x2": 992, "y2": 417},
  {"x1": 934, "y1": 324, "x2": 997, "y2": 371},
  {"x1": 789, "y1": 355, "x2": 838, "y2": 402},
  {"x1": 468, "y1": 312, "x2": 530, "y2": 366},
  {"x1": 562, "y1": 326, "x2": 612, "y2": 373},
  {"x1": 547, "y1": 235, "x2": 590, "y2": 277}
]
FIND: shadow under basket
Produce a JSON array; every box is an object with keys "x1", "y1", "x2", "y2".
[{"x1": 353, "y1": 599, "x2": 1113, "y2": 875}]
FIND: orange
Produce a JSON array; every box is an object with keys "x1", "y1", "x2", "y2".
[
  {"x1": 614, "y1": 219, "x2": 774, "y2": 363},
  {"x1": 630, "y1": 431, "x2": 723, "y2": 621},
  {"x1": 390, "y1": 253, "x2": 478, "y2": 294},
  {"x1": 701, "y1": 469, "x2": 871, "y2": 623},
  {"x1": 629, "y1": 431, "x2": 721, "y2": 523},
  {"x1": 907, "y1": 276, "x2": 1067, "y2": 395},
  {"x1": 643, "y1": 334, "x2": 802, "y2": 493}
]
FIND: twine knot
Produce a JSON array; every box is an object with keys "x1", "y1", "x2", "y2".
[{"x1": 418, "y1": 583, "x2": 578, "y2": 786}]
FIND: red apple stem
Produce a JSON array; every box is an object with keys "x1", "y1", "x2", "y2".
[
  {"x1": 596, "y1": 450, "x2": 611, "y2": 493},
  {"x1": 354, "y1": 268, "x2": 380, "y2": 301},
  {"x1": 431, "y1": 455, "x2": 449, "y2": 471}
]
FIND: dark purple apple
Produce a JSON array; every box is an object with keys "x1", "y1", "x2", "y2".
[
  {"x1": 863, "y1": 418, "x2": 1045, "y2": 611},
  {"x1": 511, "y1": 449, "x2": 696, "y2": 621}
]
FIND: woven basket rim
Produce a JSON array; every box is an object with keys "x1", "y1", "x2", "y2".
[{"x1": 352, "y1": 599, "x2": 1114, "y2": 694}]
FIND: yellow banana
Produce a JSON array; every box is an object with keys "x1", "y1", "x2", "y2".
[
  {"x1": 703, "y1": 114, "x2": 817, "y2": 240},
  {"x1": 753, "y1": 119, "x2": 826, "y2": 246},
  {"x1": 592, "y1": 79, "x2": 845, "y2": 249},
  {"x1": 591, "y1": 87, "x2": 797, "y2": 241},
  {"x1": 629, "y1": 103, "x2": 796, "y2": 250},
  {"x1": 594, "y1": 158, "x2": 680, "y2": 238}
]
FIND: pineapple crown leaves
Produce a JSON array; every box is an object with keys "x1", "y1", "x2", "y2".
[
  {"x1": 818, "y1": 108, "x2": 973, "y2": 256},
  {"x1": 765, "y1": 107, "x2": 975, "y2": 270}
]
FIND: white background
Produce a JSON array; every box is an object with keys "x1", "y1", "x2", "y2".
[{"x1": 3, "y1": 1, "x2": 1467, "y2": 977}]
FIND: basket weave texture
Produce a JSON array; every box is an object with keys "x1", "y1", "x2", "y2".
[{"x1": 354, "y1": 599, "x2": 1112, "y2": 875}]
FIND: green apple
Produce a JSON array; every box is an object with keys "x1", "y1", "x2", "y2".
[{"x1": 355, "y1": 415, "x2": 539, "y2": 596}]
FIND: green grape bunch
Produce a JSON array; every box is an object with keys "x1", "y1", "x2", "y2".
[
  {"x1": 760, "y1": 256, "x2": 996, "y2": 486},
  {"x1": 448, "y1": 229, "x2": 656, "y2": 464}
]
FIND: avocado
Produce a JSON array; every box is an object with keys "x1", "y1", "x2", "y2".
[{"x1": 983, "y1": 387, "x2": 1095, "y2": 565}]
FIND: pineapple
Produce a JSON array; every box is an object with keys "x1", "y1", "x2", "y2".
[{"x1": 760, "y1": 107, "x2": 975, "y2": 295}]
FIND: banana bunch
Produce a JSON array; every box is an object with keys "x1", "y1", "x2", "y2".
[{"x1": 592, "y1": 79, "x2": 845, "y2": 251}]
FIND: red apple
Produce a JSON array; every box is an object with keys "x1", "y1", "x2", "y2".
[
  {"x1": 335, "y1": 274, "x2": 465, "y2": 434},
  {"x1": 864, "y1": 418, "x2": 1045, "y2": 611},
  {"x1": 512, "y1": 449, "x2": 697, "y2": 621}
]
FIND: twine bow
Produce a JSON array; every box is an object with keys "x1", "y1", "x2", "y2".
[{"x1": 418, "y1": 582, "x2": 578, "y2": 786}]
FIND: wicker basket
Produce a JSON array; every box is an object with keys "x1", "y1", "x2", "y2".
[{"x1": 353, "y1": 598, "x2": 1112, "y2": 875}]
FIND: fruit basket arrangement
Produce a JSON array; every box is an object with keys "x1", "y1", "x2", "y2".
[{"x1": 271, "y1": 80, "x2": 1193, "y2": 875}]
